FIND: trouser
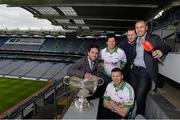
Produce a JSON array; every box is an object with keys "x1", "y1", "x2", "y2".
[
  {"x1": 122, "y1": 67, "x2": 132, "y2": 84},
  {"x1": 129, "y1": 67, "x2": 152, "y2": 116},
  {"x1": 99, "y1": 107, "x2": 123, "y2": 119}
]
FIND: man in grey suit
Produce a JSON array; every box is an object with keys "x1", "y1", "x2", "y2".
[{"x1": 67, "y1": 44, "x2": 99, "y2": 80}]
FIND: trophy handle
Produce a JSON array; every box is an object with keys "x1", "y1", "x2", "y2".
[
  {"x1": 97, "y1": 78, "x2": 104, "y2": 86},
  {"x1": 63, "y1": 76, "x2": 70, "y2": 85}
]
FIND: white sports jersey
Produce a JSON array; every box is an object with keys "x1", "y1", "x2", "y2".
[
  {"x1": 103, "y1": 81, "x2": 134, "y2": 109},
  {"x1": 100, "y1": 47, "x2": 127, "y2": 76}
]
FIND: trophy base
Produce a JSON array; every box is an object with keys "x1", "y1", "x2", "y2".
[{"x1": 74, "y1": 97, "x2": 93, "y2": 111}]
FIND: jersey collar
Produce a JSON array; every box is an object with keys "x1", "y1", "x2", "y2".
[
  {"x1": 113, "y1": 80, "x2": 125, "y2": 91},
  {"x1": 106, "y1": 46, "x2": 118, "y2": 54}
]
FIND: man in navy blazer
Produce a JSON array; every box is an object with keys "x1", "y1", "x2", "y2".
[
  {"x1": 120, "y1": 27, "x2": 136, "y2": 83},
  {"x1": 67, "y1": 44, "x2": 99, "y2": 81},
  {"x1": 130, "y1": 20, "x2": 171, "y2": 116}
]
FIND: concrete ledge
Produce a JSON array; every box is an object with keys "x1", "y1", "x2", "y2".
[{"x1": 145, "y1": 93, "x2": 180, "y2": 119}]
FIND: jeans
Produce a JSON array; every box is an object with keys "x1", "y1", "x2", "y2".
[{"x1": 130, "y1": 67, "x2": 152, "y2": 116}]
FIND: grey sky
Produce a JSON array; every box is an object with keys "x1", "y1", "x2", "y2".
[{"x1": 0, "y1": 4, "x2": 63, "y2": 30}]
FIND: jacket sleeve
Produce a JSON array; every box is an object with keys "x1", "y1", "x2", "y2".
[
  {"x1": 151, "y1": 35, "x2": 172, "y2": 56},
  {"x1": 66, "y1": 58, "x2": 86, "y2": 78},
  {"x1": 120, "y1": 39, "x2": 126, "y2": 50}
]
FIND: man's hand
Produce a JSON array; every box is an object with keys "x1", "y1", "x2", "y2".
[
  {"x1": 152, "y1": 49, "x2": 163, "y2": 58},
  {"x1": 109, "y1": 100, "x2": 119, "y2": 111},
  {"x1": 84, "y1": 72, "x2": 99, "y2": 81}
]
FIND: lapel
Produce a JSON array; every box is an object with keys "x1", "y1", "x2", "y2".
[
  {"x1": 85, "y1": 57, "x2": 91, "y2": 71},
  {"x1": 144, "y1": 33, "x2": 153, "y2": 64},
  {"x1": 133, "y1": 38, "x2": 137, "y2": 57}
]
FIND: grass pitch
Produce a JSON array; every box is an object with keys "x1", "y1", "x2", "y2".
[{"x1": 0, "y1": 77, "x2": 49, "y2": 114}]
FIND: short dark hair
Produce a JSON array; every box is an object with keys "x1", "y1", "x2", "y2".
[
  {"x1": 128, "y1": 26, "x2": 135, "y2": 31},
  {"x1": 87, "y1": 44, "x2": 99, "y2": 52},
  {"x1": 135, "y1": 20, "x2": 147, "y2": 26},
  {"x1": 111, "y1": 67, "x2": 123, "y2": 74},
  {"x1": 106, "y1": 33, "x2": 117, "y2": 42}
]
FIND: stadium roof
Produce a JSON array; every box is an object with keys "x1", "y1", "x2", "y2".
[{"x1": 0, "y1": 0, "x2": 180, "y2": 37}]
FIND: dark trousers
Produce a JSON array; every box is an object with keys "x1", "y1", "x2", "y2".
[
  {"x1": 130, "y1": 67, "x2": 152, "y2": 116},
  {"x1": 99, "y1": 107, "x2": 123, "y2": 119},
  {"x1": 123, "y1": 67, "x2": 132, "y2": 84}
]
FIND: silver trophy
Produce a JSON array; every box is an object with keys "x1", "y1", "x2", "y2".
[{"x1": 63, "y1": 76, "x2": 104, "y2": 111}]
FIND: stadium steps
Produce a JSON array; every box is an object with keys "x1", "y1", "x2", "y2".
[
  {"x1": 39, "y1": 63, "x2": 66, "y2": 80},
  {"x1": 52, "y1": 64, "x2": 70, "y2": 81},
  {"x1": 23, "y1": 62, "x2": 53, "y2": 78},
  {"x1": 0, "y1": 60, "x2": 26, "y2": 75},
  {"x1": 50, "y1": 64, "x2": 68, "y2": 80},
  {"x1": 55, "y1": 39, "x2": 69, "y2": 52},
  {"x1": 5, "y1": 60, "x2": 27, "y2": 75},
  {"x1": 0, "y1": 59, "x2": 13, "y2": 69},
  {"x1": 8, "y1": 61, "x2": 38, "y2": 77},
  {"x1": 20, "y1": 61, "x2": 40, "y2": 78},
  {"x1": 37, "y1": 63, "x2": 54, "y2": 80},
  {"x1": 53, "y1": 39, "x2": 59, "y2": 52}
]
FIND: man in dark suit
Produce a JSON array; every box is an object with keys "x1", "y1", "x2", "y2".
[
  {"x1": 129, "y1": 20, "x2": 171, "y2": 116},
  {"x1": 67, "y1": 44, "x2": 99, "y2": 80}
]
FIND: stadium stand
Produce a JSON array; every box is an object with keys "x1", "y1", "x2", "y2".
[
  {"x1": 40, "y1": 63, "x2": 66, "y2": 80},
  {"x1": 39, "y1": 38, "x2": 57, "y2": 52},
  {"x1": 8, "y1": 61, "x2": 40, "y2": 77},
  {"x1": 1, "y1": 44, "x2": 42, "y2": 51},
  {"x1": 0, "y1": 59, "x2": 13, "y2": 69},
  {"x1": 23, "y1": 62, "x2": 54, "y2": 79},
  {"x1": 0, "y1": 34, "x2": 105, "y2": 119},
  {"x1": 1, "y1": 37, "x2": 45, "y2": 51},
  {"x1": 0, "y1": 37, "x2": 8, "y2": 47},
  {"x1": 0, "y1": 60, "x2": 26, "y2": 75},
  {"x1": 52, "y1": 65, "x2": 70, "y2": 81},
  {"x1": 0, "y1": 37, "x2": 106, "y2": 54},
  {"x1": 55, "y1": 38, "x2": 70, "y2": 52}
]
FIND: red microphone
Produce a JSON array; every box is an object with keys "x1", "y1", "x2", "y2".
[{"x1": 142, "y1": 40, "x2": 162, "y2": 63}]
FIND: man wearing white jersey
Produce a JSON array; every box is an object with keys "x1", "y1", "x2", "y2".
[
  {"x1": 100, "y1": 34, "x2": 127, "y2": 83},
  {"x1": 96, "y1": 34, "x2": 127, "y2": 119},
  {"x1": 100, "y1": 68, "x2": 134, "y2": 119}
]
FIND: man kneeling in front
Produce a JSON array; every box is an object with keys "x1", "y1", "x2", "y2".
[{"x1": 100, "y1": 68, "x2": 134, "y2": 119}]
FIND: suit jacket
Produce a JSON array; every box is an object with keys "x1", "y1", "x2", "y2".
[
  {"x1": 67, "y1": 57, "x2": 98, "y2": 78},
  {"x1": 132, "y1": 33, "x2": 171, "y2": 83}
]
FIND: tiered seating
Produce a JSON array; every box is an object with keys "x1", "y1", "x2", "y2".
[
  {"x1": 1, "y1": 37, "x2": 44, "y2": 51},
  {"x1": 0, "y1": 37, "x2": 105, "y2": 54},
  {"x1": 23, "y1": 62, "x2": 53, "y2": 78},
  {"x1": 0, "y1": 60, "x2": 26, "y2": 75},
  {"x1": 1, "y1": 44, "x2": 17, "y2": 50},
  {"x1": 0, "y1": 59, "x2": 69, "y2": 81},
  {"x1": 39, "y1": 38, "x2": 57, "y2": 52},
  {"x1": 9, "y1": 61, "x2": 40, "y2": 77},
  {"x1": 55, "y1": 39, "x2": 69, "y2": 52},
  {"x1": 0, "y1": 59, "x2": 13, "y2": 69},
  {"x1": 65, "y1": 39, "x2": 82, "y2": 53},
  {"x1": 52, "y1": 65, "x2": 70, "y2": 81},
  {"x1": 40, "y1": 63, "x2": 66, "y2": 80},
  {"x1": 0, "y1": 37, "x2": 105, "y2": 81},
  {"x1": 0, "y1": 37, "x2": 8, "y2": 47}
]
